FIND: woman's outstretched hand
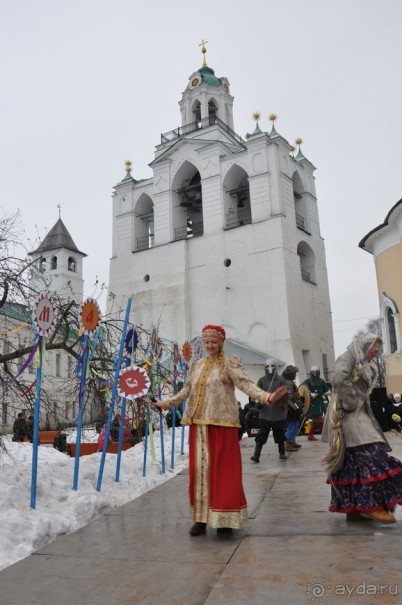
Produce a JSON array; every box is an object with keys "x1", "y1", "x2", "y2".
[
  {"x1": 267, "y1": 385, "x2": 288, "y2": 404},
  {"x1": 150, "y1": 398, "x2": 163, "y2": 409}
]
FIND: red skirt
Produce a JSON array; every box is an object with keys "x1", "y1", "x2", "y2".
[{"x1": 189, "y1": 424, "x2": 248, "y2": 528}]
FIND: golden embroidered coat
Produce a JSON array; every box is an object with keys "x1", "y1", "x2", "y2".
[{"x1": 161, "y1": 355, "x2": 270, "y2": 427}]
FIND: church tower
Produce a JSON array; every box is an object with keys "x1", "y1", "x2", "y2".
[
  {"x1": 108, "y1": 44, "x2": 335, "y2": 379},
  {"x1": 29, "y1": 216, "x2": 86, "y2": 303}
]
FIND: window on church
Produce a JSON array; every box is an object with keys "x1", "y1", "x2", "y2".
[
  {"x1": 387, "y1": 307, "x2": 397, "y2": 353},
  {"x1": 172, "y1": 164, "x2": 204, "y2": 241},
  {"x1": 51, "y1": 256, "x2": 57, "y2": 270},
  {"x1": 67, "y1": 356, "x2": 73, "y2": 378},
  {"x1": 293, "y1": 172, "x2": 310, "y2": 233},
  {"x1": 68, "y1": 257, "x2": 76, "y2": 272},
  {"x1": 193, "y1": 101, "x2": 201, "y2": 125},
  {"x1": 134, "y1": 194, "x2": 154, "y2": 251},
  {"x1": 297, "y1": 241, "x2": 316, "y2": 284},
  {"x1": 223, "y1": 166, "x2": 251, "y2": 230},
  {"x1": 208, "y1": 100, "x2": 217, "y2": 125},
  {"x1": 56, "y1": 353, "x2": 61, "y2": 377}
]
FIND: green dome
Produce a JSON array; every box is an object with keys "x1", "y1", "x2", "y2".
[{"x1": 199, "y1": 66, "x2": 221, "y2": 87}]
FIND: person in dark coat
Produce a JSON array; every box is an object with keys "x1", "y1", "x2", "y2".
[
  {"x1": 110, "y1": 416, "x2": 120, "y2": 441},
  {"x1": 26, "y1": 415, "x2": 34, "y2": 442},
  {"x1": 237, "y1": 401, "x2": 245, "y2": 440},
  {"x1": 251, "y1": 359, "x2": 290, "y2": 462},
  {"x1": 244, "y1": 398, "x2": 262, "y2": 437},
  {"x1": 12, "y1": 413, "x2": 27, "y2": 442},
  {"x1": 303, "y1": 365, "x2": 331, "y2": 440},
  {"x1": 282, "y1": 365, "x2": 303, "y2": 452}
]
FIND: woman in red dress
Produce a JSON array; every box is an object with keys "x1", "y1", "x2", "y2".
[{"x1": 154, "y1": 324, "x2": 287, "y2": 536}]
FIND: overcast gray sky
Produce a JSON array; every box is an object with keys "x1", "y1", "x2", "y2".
[{"x1": 1, "y1": 0, "x2": 401, "y2": 357}]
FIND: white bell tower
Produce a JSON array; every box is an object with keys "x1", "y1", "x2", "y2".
[
  {"x1": 108, "y1": 44, "x2": 335, "y2": 380},
  {"x1": 29, "y1": 210, "x2": 86, "y2": 303},
  {"x1": 179, "y1": 40, "x2": 234, "y2": 130}
]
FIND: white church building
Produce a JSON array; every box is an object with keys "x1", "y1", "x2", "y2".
[{"x1": 107, "y1": 48, "x2": 335, "y2": 381}]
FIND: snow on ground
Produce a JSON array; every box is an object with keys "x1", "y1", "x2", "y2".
[{"x1": 0, "y1": 428, "x2": 188, "y2": 571}]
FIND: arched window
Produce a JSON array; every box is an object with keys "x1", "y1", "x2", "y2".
[
  {"x1": 223, "y1": 165, "x2": 251, "y2": 230},
  {"x1": 68, "y1": 257, "x2": 76, "y2": 272},
  {"x1": 387, "y1": 307, "x2": 397, "y2": 353},
  {"x1": 51, "y1": 256, "x2": 57, "y2": 270},
  {"x1": 292, "y1": 171, "x2": 310, "y2": 233},
  {"x1": 297, "y1": 241, "x2": 316, "y2": 283},
  {"x1": 134, "y1": 193, "x2": 154, "y2": 251},
  {"x1": 172, "y1": 162, "x2": 204, "y2": 241},
  {"x1": 193, "y1": 100, "x2": 201, "y2": 125},
  {"x1": 380, "y1": 293, "x2": 400, "y2": 355},
  {"x1": 208, "y1": 100, "x2": 218, "y2": 125}
]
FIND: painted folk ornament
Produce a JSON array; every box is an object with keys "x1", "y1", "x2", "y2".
[
  {"x1": 79, "y1": 297, "x2": 101, "y2": 336},
  {"x1": 117, "y1": 365, "x2": 151, "y2": 400},
  {"x1": 32, "y1": 291, "x2": 57, "y2": 337}
]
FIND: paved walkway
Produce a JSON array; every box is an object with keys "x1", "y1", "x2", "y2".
[{"x1": 1, "y1": 434, "x2": 402, "y2": 605}]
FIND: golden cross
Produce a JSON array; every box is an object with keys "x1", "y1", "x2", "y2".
[{"x1": 199, "y1": 39, "x2": 208, "y2": 66}]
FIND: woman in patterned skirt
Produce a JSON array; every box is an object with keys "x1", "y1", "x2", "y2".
[
  {"x1": 154, "y1": 324, "x2": 287, "y2": 536},
  {"x1": 322, "y1": 333, "x2": 402, "y2": 522}
]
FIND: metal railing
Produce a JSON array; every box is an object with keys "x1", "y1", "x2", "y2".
[
  {"x1": 161, "y1": 116, "x2": 245, "y2": 145},
  {"x1": 301, "y1": 268, "x2": 316, "y2": 284},
  {"x1": 135, "y1": 235, "x2": 154, "y2": 251},
  {"x1": 296, "y1": 213, "x2": 305, "y2": 230},
  {"x1": 173, "y1": 224, "x2": 204, "y2": 241},
  {"x1": 224, "y1": 207, "x2": 252, "y2": 230}
]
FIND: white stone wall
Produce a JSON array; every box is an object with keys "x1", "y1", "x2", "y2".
[{"x1": 108, "y1": 70, "x2": 335, "y2": 379}]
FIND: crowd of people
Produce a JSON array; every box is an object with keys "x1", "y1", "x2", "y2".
[
  {"x1": 10, "y1": 327, "x2": 402, "y2": 532},
  {"x1": 153, "y1": 327, "x2": 402, "y2": 533}
]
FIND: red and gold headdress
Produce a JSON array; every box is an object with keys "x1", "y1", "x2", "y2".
[{"x1": 201, "y1": 324, "x2": 226, "y2": 342}]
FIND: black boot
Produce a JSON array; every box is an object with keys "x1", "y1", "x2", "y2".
[
  {"x1": 278, "y1": 442, "x2": 287, "y2": 459},
  {"x1": 189, "y1": 522, "x2": 206, "y2": 536},
  {"x1": 251, "y1": 442, "x2": 263, "y2": 463}
]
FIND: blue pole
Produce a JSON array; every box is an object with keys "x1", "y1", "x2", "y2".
[
  {"x1": 96, "y1": 298, "x2": 132, "y2": 492},
  {"x1": 72, "y1": 334, "x2": 89, "y2": 490},
  {"x1": 158, "y1": 381, "x2": 166, "y2": 474},
  {"x1": 116, "y1": 326, "x2": 135, "y2": 482},
  {"x1": 30, "y1": 337, "x2": 44, "y2": 509},
  {"x1": 115, "y1": 398, "x2": 127, "y2": 482},
  {"x1": 142, "y1": 404, "x2": 150, "y2": 477},
  {"x1": 170, "y1": 373, "x2": 177, "y2": 469},
  {"x1": 159, "y1": 411, "x2": 166, "y2": 474}
]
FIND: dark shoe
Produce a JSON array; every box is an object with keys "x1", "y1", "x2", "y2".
[
  {"x1": 346, "y1": 512, "x2": 370, "y2": 521},
  {"x1": 293, "y1": 442, "x2": 302, "y2": 448},
  {"x1": 189, "y1": 522, "x2": 206, "y2": 536},
  {"x1": 285, "y1": 442, "x2": 298, "y2": 452},
  {"x1": 250, "y1": 455, "x2": 260, "y2": 462},
  {"x1": 217, "y1": 527, "x2": 233, "y2": 534},
  {"x1": 279, "y1": 453, "x2": 288, "y2": 460}
]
